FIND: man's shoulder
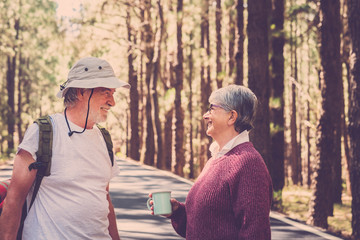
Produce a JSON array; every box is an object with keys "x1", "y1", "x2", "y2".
[{"x1": 34, "y1": 113, "x2": 62, "y2": 125}]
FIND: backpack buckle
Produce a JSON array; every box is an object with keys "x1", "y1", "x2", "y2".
[{"x1": 28, "y1": 162, "x2": 47, "y2": 171}]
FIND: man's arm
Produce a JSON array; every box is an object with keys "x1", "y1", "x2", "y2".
[
  {"x1": 106, "y1": 184, "x2": 120, "y2": 240},
  {"x1": 0, "y1": 149, "x2": 37, "y2": 240}
]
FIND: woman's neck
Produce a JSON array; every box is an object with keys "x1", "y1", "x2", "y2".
[{"x1": 215, "y1": 129, "x2": 239, "y2": 151}]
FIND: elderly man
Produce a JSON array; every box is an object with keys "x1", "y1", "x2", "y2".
[{"x1": 0, "y1": 57, "x2": 130, "y2": 240}]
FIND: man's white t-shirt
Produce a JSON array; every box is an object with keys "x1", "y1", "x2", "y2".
[{"x1": 18, "y1": 113, "x2": 119, "y2": 240}]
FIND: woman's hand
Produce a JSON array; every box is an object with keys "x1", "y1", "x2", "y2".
[{"x1": 148, "y1": 193, "x2": 180, "y2": 217}]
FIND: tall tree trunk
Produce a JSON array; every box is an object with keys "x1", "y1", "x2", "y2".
[
  {"x1": 143, "y1": 0, "x2": 155, "y2": 166},
  {"x1": 188, "y1": 27, "x2": 195, "y2": 179},
  {"x1": 6, "y1": 16, "x2": 20, "y2": 153},
  {"x1": 332, "y1": 0, "x2": 345, "y2": 202},
  {"x1": 199, "y1": 0, "x2": 212, "y2": 171},
  {"x1": 162, "y1": 15, "x2": 174, "y2": 172},
  {"x1": 289, "y1": 6, "x2": 300, "y2": 185},
  {"x1": 347, "y1": 0, "x2": 360, "y2": 238},
  {"x1": 163, "y1": 59, "x2": 175, "y2": 171},
  {"x1": 290, "y1": 83, "x2": 300, "y2": 184},
  {"x1": 306, "y1": 87, "x2": 311, "y2": 188},
  {"x1": 139, "y1": 6, "x2": 146, "y2": 161},
  {"x1": 343, "y1": 63, "x2": 352, "y2": 195},
  {"x1": 270, "y1": 0, "x2": 285, "y2": 208},
  {"x1": 306, "y1": 33, "x2": 312, "y2": 189},
  {"x1": 308, "y1": 0, "x2": 342, "y2": 229},
  {"x1": 334, "y1": 81, "x2": 345, "y2": 204},
  {"x1": 227, "y1": 0, "x2": 235, "y2": 79},
  {"x1": 163, "y1": 106, "x2": 173, "y2": 171},
  {"x1": 174, "y1": 0, "x2": 185, "y2": 176},
  {"x1": 215, "y1": 0, "x2": 223, "y2": 89},
  {"x1": 247, "y1": 0, "x2": 271, "y2": 168},
  {"x1": 154, "y1": 0, "x2": 164, "y2": 169},
  {"x1": 127, "y1": 6, "x2": 141, "y2": 161},
  {"x1": 17, "y1": 52, "x2": 24, "y2": 143},
  {"x1": 234, "y1": 0, "x2": 244, "y2": 85},
  {"x1": 341, "y1": 0, "x2": 352, "y2": 196},
  {"x1": 6, "y1": 55, "x2": 16, "y2": 153}
]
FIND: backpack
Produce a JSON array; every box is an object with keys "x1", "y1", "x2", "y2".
[{"x1": 0, "y1": 115, "x2": 114, "y2": 238}]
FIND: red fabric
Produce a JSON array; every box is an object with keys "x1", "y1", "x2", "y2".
[{"x1": 0, "y1": 179, "x2": 10, "y2": 202}]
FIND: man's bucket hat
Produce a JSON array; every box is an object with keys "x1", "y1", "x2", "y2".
[{"x1": 56, "y1": 57, "x2": 130, "y2": 98}]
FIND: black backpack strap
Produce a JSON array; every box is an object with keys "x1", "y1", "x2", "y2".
[
  {"x1": 17, "y1": 116, "x2": 53, "y2": 239},
  {"x1": 97, "y1": 124, "x2": 114, "y2": 166},
  {"x1": 31, "y1": 116, "x2": 53, "y2": 177},
  {"x1": 28, "y1": 115, "x2": 53, "y2": 209},
  {"x1": 17, "y1": 201, "x2": 27, "y2": 240}
]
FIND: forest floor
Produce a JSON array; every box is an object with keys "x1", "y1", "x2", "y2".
[{"x1": 280, "y1": 185, "x2": 352, "y2": 239}]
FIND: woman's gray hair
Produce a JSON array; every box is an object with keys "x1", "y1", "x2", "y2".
[{"x1": 209, "y1": 84, "x2": 258, "y2": 133}]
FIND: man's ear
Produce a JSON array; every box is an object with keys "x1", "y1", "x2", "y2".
[
  {"x1": 228, "y1": 110, "x2": 238, "y2": 125},
  {"x1": 76, "y1": 88, "x2": 85, "y2": 98}
]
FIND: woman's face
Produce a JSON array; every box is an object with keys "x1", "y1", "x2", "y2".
[{"x1": 203, "y1": 104, "x2": 231, "y2": 140}]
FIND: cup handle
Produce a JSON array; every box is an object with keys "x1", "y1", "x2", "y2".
[{"x1": 147, "y1": 198, "x2": 153, "y2": 210}]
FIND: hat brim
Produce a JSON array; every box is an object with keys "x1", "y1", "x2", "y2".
[{"x1": 56, "y1": 77, "x2": 130, "y2": 98}]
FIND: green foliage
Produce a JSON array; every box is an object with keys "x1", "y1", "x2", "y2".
[
  {"x1": 0, "y1": 0, "x2": 62, "y2": 152},
  {"x1": 288, "y1": 3, "x2": 315, "y2": 20},
  {"x1": 272, "y1": 189, "x2": 283, "y2": 211},
  {"x1": 270, "y1": 122, "x2": 284, "y2": 136},
  {"x1": 270, "y1": 97, "x2": 282, "y2": 109}
]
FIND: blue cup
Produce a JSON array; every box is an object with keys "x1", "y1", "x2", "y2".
[{"x1": 147, "y1": 191, "x2": 172, "y2": 215}]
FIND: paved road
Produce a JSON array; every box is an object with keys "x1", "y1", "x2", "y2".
[{"x1": 1, "y1": 158, "x2": 343, "y2": 240}]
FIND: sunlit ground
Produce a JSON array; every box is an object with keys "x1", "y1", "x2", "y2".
[{"x1": 281, "y1": 185, "x2": 352, "y2": 239}]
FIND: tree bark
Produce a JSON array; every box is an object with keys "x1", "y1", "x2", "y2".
[
  {"x1": 174, "y1": 0, "x2": 185, "y2": 176},
  {"x1": 234, "y1": 0, "x2": 244, "y2": 85},
  {"x1": 6, "y1": 16, "x2": 20, "y2": 153},
  {"x1": 17, "y1": 52, "x2": 24, "y2": 143},
  {"x1": 270, "y1": 0, "x2": 285, "y2": 205},
  {"x1": 199, "y1": 0, "x2": 212, "y2": 171},
  {"x1": 289, "y1": 3, "x2": 301, "y2": 185},
  {"x1": 6, "y1": 55, "x2": 16, "y2": 153},
  {"x1": 308, "y1": 0, "x2": 342, "y2": 229},
  {"x1": 154, "y1": 0, "x2": 164, "y2": 169},
  {"x1": 143, "y1": 0, "x2": 155, "y2": 166},
  {"x1": 347, "y1": 0, "x2": 360, "y2": 238},
  {"x1": 163, "y1": 59, "x2": 175, "y2": 171},
  {"x1": 188, "y1": 26, "x2": 195, "y2": 179},
  {"x1": 341, "y1": 0, "x2": 352, "y2": 196},
  {"x1": 215, "y1": 0, "x2": 222, "y2": 88},
  {"x1": 247, "y1": 0, "x2": 271, "y2": 168},
  {"x1": 227, "y1": 0, "x2": 235, "y2": 79},
  {"x1": 127, "y1": 6, "x2": 141, "y2": 161}
]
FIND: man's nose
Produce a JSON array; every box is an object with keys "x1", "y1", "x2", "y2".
[{"x1": 108, "y1": 96, "x2": 115, "y2": 107}]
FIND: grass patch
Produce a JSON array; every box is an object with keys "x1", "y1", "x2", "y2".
[{"x1": 279, "y1": 185, "x2": 352, "y2": 239}]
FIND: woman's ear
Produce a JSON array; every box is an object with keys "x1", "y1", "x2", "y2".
[{"x1": 228, "y1": 110, "x2": 238, "y2": 125}]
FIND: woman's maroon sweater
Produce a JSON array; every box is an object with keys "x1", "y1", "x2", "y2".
[{"x1": 170, "y1": 142, "x2": 273, "y2": 240}]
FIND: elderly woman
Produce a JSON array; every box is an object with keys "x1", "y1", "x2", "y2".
[{"x1": 151, "y1": 85, "x2": 273, "y2": 240}]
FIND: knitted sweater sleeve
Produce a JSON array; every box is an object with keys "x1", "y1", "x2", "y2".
[
  {"x1": 169, "y1": 202, "x2": 187, "y2": 237},
  {"x1": 228, "y1": 149, "x2": 272, "y2": 240}
]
